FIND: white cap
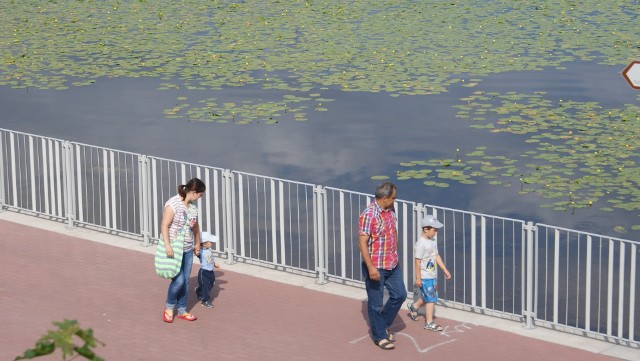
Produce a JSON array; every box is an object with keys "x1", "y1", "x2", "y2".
[
  {"x1": 201, "y1": 231, "x2": 218, "y2": 243},
  {"x1": 420, "y1": 215, "x2": 444, "y2": 229}
]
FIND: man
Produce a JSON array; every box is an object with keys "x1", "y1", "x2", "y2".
[{"x1": 358, "y1": 181, "x2": 407, "y2": 350}]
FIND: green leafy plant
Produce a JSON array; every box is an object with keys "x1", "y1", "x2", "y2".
[
  {"x1": 15, "y1": 319, "x2": 105, "y2": 361},
  {"x1": 1, "y1": 1, "x2": 638, "y2": 124}
]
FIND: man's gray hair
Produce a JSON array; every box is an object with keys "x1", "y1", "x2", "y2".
[{"x1": 374, "y1": 181, "x2": 397, "y2": 199}]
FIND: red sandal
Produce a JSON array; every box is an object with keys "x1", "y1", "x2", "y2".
[
  {"x1": 177, "y1": 312, "x2": 197, "y2": 321},
  {"x1": 163, "y1": 310, "x2": 174, "y2": 323}
]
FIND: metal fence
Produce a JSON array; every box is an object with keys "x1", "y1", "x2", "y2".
[
  {"x1": 0, "y1": 128, "x2": 637, "y2": 346},
  {"x1": 534, "y1": 225, "x2": 638, "y2": 342}
]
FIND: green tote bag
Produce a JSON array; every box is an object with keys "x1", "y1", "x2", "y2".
[{"x1": 154, "y1": 227, "x2": 187, "y2": 279}]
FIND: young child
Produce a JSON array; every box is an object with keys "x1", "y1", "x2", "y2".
[
  {"x1": 407, "y1": 215, "x2": 451, "y2": 331},
  {"x1": 195, "y1": 231, "x2": 221, "y2": 308}
]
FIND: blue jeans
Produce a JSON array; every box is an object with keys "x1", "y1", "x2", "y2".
[
  {"x1": 362, "y1": 262, "x2": 407, "y2": 342},
  {"x1": 165, "y1": 249, "x2": 193, "y2": 314},
  {"x1": 197, "y1": 268, "x2": 216, "y2": 303}
]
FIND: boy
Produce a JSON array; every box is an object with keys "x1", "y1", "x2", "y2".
[
  {"x1": 407, "y1": 215, "x2": 451, "y2": 331},
  {"x1": 195, "y1": 231, "x2": 221, "y2": 308}
]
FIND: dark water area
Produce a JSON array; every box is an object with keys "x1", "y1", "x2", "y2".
[{"x1": 1, "y1": 60, "x2": 638, "y2": 240}]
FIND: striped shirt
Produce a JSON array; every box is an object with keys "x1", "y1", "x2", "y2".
[
  {"x1": 165, "y1": 195, "x2": 199, "y2": 251},
  {"x1": 358, "y1": 201, "x2": 398, "y2": 270}
]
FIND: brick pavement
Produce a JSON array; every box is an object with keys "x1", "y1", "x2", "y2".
[{"x1": 0, "y1": 218, "x2": 635, "y2": 361}]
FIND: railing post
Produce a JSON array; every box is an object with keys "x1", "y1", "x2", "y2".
[
  {"x1": 410, "y1": 203, "x2": 424, "y2": 294},
  {"x1": 62, "y1": 141, "x2": 76, "y2": 229},
  {"x1": 314, "y1": 185, "x2": 327, "y2": 284},
  {"x1": 0, "y1": 130, "x2": 5, "y2": 212},
  {"x1": 471, "y1": 214, "x2": 477, "y2": 307},
  {"x1": 524, "y1": 221, "x2": 536, "y2": 329},
  {"x1": 10, "y1": 132, "x2": 17, "y2": 209},
  {"x1": 415, "y1": 203, "x2": 424, "y2": 237},
  {"x1": 222, "y1": 169, "x2": 236, "y2": 264},
  {"x1": 481, "y1": 216, "x2": 487, "y2": 309},
  {"x1": 139, "y1": 155, "x2": 151, "y2": 246}
]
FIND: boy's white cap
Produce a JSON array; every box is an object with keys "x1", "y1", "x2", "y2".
[
  {"x1": 420, "y1": 215, "x2": 444, "y2": 229},
  {"x1": 201, "y1": 231, "x2": 218, "y2": 243}
]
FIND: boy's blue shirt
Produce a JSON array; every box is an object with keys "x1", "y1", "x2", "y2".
[{"x1": 199, "y1": 247, "x2": 215, "y2": 271}]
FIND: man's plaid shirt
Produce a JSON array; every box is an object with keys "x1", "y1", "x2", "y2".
[{"x1": 358, "y1": 201, "x2": 398, "y2": 270}]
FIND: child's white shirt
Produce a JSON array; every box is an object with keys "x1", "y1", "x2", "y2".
[{"x1": 415, "y1": 235, "x2": 438, "y2": 279}]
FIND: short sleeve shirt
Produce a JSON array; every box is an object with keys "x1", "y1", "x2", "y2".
[
  {"x1": 200, "y1": 248, "x2": 215, "y2": 271},
  {"x1": 415, "y1": 235, "x2": 438, "y2": 279},
  {"x1": 164, "y1": 195, "x2": 198, "y2": 251},
  {"x1": 358, "y1": 201, "x2": 398, "y2": 270}
]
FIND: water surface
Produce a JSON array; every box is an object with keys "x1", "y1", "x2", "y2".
[{"x1": 1, "y1": 60, "x2": 638, "y2": 238}]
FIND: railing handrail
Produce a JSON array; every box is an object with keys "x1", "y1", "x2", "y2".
[{"x1": 536, "y1": 223, "x2": 640, "y2": 245}]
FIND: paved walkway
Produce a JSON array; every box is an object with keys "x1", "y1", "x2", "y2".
[{"x1": 1, "y1": 212, "x2": 638, "y2": 361}]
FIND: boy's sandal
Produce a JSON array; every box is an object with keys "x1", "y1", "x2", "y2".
[
  {"x1": 386, "y1": 329, "x2": 395, "y2": 342},
  {"x1": 162, "y1": 310, "x2": 174, "y2": 323},
  {"x1": 177, "y1": 312, "x2": 197, "y2": 321},
  {"x1": 407, "y1": 302, "x2": 419, "y2": 321},
  {"x1": 425, "y1": 322, "x2": 443, "y2": 332},
  {"x1": 375, "y1": 338, "x2": 395, "y2": 350}
]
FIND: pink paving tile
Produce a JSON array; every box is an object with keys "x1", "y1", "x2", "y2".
[{"x1": 0, "y1": 219, "x2": 628, "y2": 361}]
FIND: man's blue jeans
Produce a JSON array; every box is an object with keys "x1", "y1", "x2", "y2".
[
  {"x1": 165, "y1": 249, "x2": 193, "y2": 314},
  {"x1": 362, "y1": 262, "x2": 407, "y2": 342}
]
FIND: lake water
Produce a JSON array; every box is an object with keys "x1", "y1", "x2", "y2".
[{"x1": 1, "y1": 60, "x2": 638, "y2": 240}]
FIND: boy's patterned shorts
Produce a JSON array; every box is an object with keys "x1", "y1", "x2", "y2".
[{"x1": 420, "y1": 278, "x2": 438, "y2": 303}]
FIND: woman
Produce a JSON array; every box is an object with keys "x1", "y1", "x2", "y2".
[{"x1": 161, "y1": 178, "x2": 205, "y2": 323}]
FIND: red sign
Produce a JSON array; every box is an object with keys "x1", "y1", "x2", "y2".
[{"x1": 622, "y1": 60, "x2": 640, "y2": 89}]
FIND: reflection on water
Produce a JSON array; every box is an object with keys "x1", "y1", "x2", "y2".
[{"x1": 0, "y1": 61, "x2": 638, "y2": 239}]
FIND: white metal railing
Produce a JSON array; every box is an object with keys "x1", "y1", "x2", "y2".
[
  {"x1": 1, "y1": 128, "x2": 638, "y2": 346},
  {"x1": 534, "y1": 224, "x2": 638, "y2": 343}
]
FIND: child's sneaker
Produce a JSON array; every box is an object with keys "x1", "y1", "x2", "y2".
[{"x1": 201, "y1": 301, "x2": 214, "y2": 308}]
